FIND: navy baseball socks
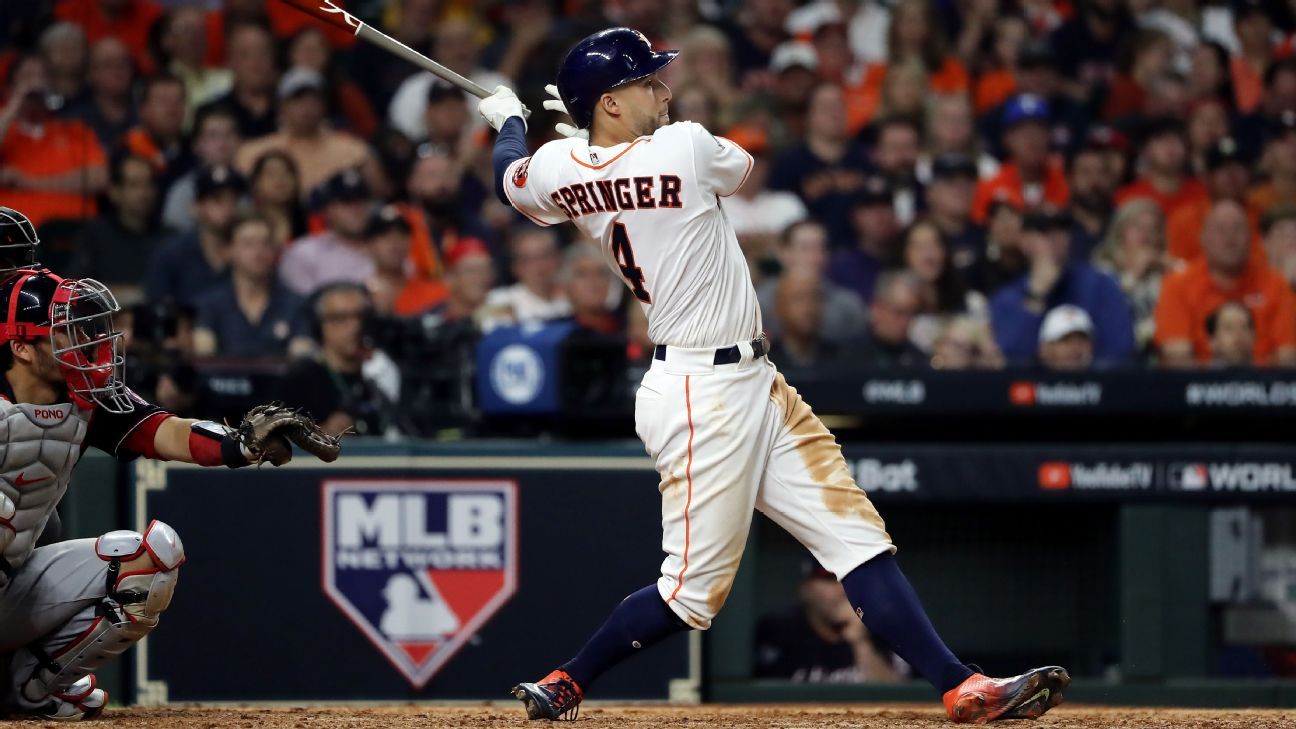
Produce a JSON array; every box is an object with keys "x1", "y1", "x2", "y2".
[
  {"x1": 841, "y1": 553, "x2": 973, "y2": 692},
  {"x1": 842, "y1": 553, "x2": 1070, "y2": 723},
  {"x1": 512, "y1": 585, "x2": 686, "y2": 720}
]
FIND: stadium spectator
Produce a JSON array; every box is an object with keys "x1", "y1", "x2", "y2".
[
  {"x1": 767, "y1": 271, "x2": 840, "y2": 370},
  {"x1": 722, "y1": 0, "x2": 792, "y2": 85},
  {"x1": 401, "y1": 147, "x2": 493, "y2": 281},
  {"x1": 1154, "y1": 200, "x2": 1296, "y2": 367},
  {"x1": 973, "y1": 15, "x2": 1028, "y2": 116},
  {"x1": 669, "y1": 26, "x2": 740, "y2": 124},
  {"x1": 1037, "y1": 304, "x2": 1096, "y2": 371},
  {"x1": 1247, "y1": 111, "x2": 1296, "y2": 215},
  {"x1": 884, "y1": 0, "x2": 968, "y2": 93},
  {"x1": 1049, "y1": 0, "x2": 1132, "y2": 105},
  {"x1": 991, "y1": 40, "x2": 1090, "y2": 158},
  {"x1": 199, "y1": 23, "x2": 278, "y2": 140},
  {"x1": 161, "y1": 104, "x2": 241, "y2": 233},
  {"x1": 1234, "y1": 58, "x2": 1296, "y2": 159},
  {"x1": 484, "y1": 229, "x2": 570, "y2": 326},
  {"x1": 918, "y1": 94, "x2": 997, "y2": 186},
  {"x1": 971, "y1": 94, "x2": 1069, "y2": 224},
  {"x1": 365, "y1": 205, "x2": 446, "y2": 318},
  {"x1": 122, "y1": 74, "x2": 191, "y2": 194},
  {"x1": 287, "y1": 26, "x2": 377, "y2": 141},
  {"x1": 430, "y1": 239, "x2": 495, "y2": 323},
  {"x1": 852, "y1": 270, "x2": 929, "y2": 367},
  {"x1": 1102, "y1": 30, "x2": 1176, "y2": 123},
  {"x1": 248, "y1": 150, "x2": 306, "y2": 246},
  {"x1": 1066, "y1": 142, "x2": 1120, "y2": 261},
  {"x1": 990, "y1": 210, "x2": 1135, "y2": 365},
  {"x1": 279, "y1": 282, "x2": 401, "y2": 438},
  {"x1": 146, "y1": 165, "x2": 242, "y2": 308},
  {"x1": 1207, "y1": 301, "x2": 1257, "y2": 367},
  {"x1": 1115, "y1": 118, "x2": 1207, "y2": 221},
  {"x1": 754, "y1": 559, "x2": 905, "y2": 683},
  {"x1": 562, "y1": 245, "x2": 620, "y2": 335},
  {"x1": 1230, "y1": 0, "x2": 1277, "y2": 115},
  {"x1": 758, "y1": 221, "x2": 866, "y2": 342},
  {"x1": 1185, "y1": 98, "x2": 1231, "y2": 176},
  {"x1": 280, "y1": 168, "x2": 374, "y2": 296},
  {"x1": 54, "y1": 0, "x2": 163, "y2": 72},
  {"x1": 930, "y1": 315, "x2": 1004, "y2": 370},
  {"x1": 0, "y1": 54, "x2": 106, "y2": 228},
  {"x1": 71, "y1": 152, "x2": 169, "y2": 294},
  {"x1": 387, "y1": 18, "x2": 509, "y2": 142},
  {"x1": 770, "y1": 83, "x2": 871, "y2": 244},
  {"x1": 1094, "y1": 199, "x2": 1169, "y2": 356},
  {"x1": 193, "y1": 212, "x2": 310, "y2": 359},
  {"x1": 827, "y1": 176, "x2": 898, "y2": 303},
  {"x1": 973, "y1": 197, "x2": 1027, "y2": 293},
  {"x1": 1263, "y1": 206, "x2": 1296, "y2": 288},
  {"x1": 155, "y1": 6, "x2": 229, "y2": 113},
  {"x1": 38, "y1": 22, "x2": 86, "y2": 106},
  {"x1": 868, "y1": 116, "x2": 923, "y2": 224},
  {"x1": 351, "y1": 0, "x2": 440, "y2": 114},
  {"x1": 1167, "y1": 137, "x2": 1262, "y2": 263},
  {"x1": 416, "y1": 82, "x2": 473, "y2": 164},
  {"x1": 895, "y1": 219, "x2": 987, "y2": 352},
  {"x1": 1188, "y1": 42, "x2": 1237, "y2": 110},
  {"x1": 723, "y1": 149, "x2": 808, "y2": 267},
  {"x1": 60, "y1": 37, "x2": 135, "y2": 152},
  {"x1": 924, "y1": 153, "x2": 985, "y2": 280},
  {"x1": 764, "y1": 41, "x2": 818, "y2": 144},
  {"x1": 235, "y1": 67, "x2": 369, "y2": 197}
]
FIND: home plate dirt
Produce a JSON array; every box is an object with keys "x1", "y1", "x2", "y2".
[{"x1": 65, "y1": 704, "x2": 1296, "y2": 728}]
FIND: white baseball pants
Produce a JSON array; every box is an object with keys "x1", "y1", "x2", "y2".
[{"x1": 635, "y1": 342, "x2": 895, "y2": 630}]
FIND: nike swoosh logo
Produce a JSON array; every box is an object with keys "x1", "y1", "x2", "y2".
[{"x1": 13, "y1": 473, "x2": 46, "y2": 487}]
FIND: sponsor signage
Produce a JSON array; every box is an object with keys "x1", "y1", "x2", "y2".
[{"x1": 1009, "y1": 381, "x2": 1102, "y2": 407}]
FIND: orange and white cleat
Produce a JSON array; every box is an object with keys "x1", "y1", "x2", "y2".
[
  {"x1": 511, "y1": 669, "x2": 583, "y2": 721},
  {"x1": 943, "y1": 665, "x2": 1070, "y2": 724}
]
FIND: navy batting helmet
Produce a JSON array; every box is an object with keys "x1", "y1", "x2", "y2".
[{"x1": 556, "y1": 28, "x2": 679, "y2": 130}]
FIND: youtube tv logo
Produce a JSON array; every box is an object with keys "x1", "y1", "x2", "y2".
[
  {"x1": 1038, "y1": 462, "x2": 1071, "y2": 490},
  {"x1": 1010, "y1": 381, "x2": 1037, "y2": 406}
]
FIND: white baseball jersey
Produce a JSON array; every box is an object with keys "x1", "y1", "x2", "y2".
[{"x1": 503, "y1": 122, "x2": 761, "y2": 348}]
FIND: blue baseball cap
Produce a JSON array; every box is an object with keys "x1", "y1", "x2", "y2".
[{"x1": 1002, "y1": 94, "x2": 1051, "y2": 128}]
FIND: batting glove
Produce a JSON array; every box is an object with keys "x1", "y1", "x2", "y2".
[
  {"x1": 544, "y1": 84, "x2": 589, "y2": 140},
  {"x1": 479, "y1": 85, "x2": 527, "y2": 132}
]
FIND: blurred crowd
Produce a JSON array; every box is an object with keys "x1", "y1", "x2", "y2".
[{"x1": 3, "y1": 0, "x2": 1296, "y2": 433}]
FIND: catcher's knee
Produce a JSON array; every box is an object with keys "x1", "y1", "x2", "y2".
[
  {"x1": 95, "y1": 519, "x2": 185, "y2": 625},
  {"x1": 19, "y1": 522, "x2": 184, "y2": 704}
]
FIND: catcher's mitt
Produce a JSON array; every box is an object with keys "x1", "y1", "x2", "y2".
[{"x1": 235, "y1": 404, "x2": 343, "y2": 466}]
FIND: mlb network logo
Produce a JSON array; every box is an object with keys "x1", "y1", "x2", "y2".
[{"x1": 322, "y1": 480, "x2": 518, "y2": 688}]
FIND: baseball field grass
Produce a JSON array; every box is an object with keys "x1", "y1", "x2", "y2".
[{"x1": 70, "y1": 703, "x2": 1296, "y2": 727}]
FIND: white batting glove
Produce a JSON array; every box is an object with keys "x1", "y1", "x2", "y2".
[
  {"x1": 479, "y1": 85, "x2": 527, "y2": 132},
  {"x1": 544, "y1": 84, "x2": 589, "y2": 140}
]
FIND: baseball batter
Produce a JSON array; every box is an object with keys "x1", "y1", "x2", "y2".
[
  {"x1": 480, "y1": 29, "x2": 1069, "y2": 725},
  {"x1": 0, "y1": 211, "x2": 340, "y2": 721}
]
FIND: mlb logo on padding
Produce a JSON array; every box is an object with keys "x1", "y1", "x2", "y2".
[{"x1": 322, "y1": 480, "x2": 518, "y2": 688}]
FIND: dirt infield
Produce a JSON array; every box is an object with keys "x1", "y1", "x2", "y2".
[{"x1": 62, "y1": 703, "x2": 1296, "y2": 728}]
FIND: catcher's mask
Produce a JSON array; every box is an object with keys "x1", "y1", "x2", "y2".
[{"x1": 0, "y1": 270, "x2": 133, "y2": 413}]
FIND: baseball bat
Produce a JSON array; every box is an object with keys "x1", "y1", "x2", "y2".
[{"x1": 278, "y1": 0, "x2": 530, "y2": 117}]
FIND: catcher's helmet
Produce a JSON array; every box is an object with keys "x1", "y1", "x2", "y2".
[
  {"x1": 0, "y1": 207, "x2": 40, "y2": 277},
  {"x1": 0, "y1": 270, "x2": 132, "y2": 413},
  {"x1": 556, "y1": 28, "x2": 679, "y2": 130}
]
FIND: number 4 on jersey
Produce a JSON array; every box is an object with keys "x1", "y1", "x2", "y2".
[{"x1": 611, "y1": 222, "x2": 651, "y2": 304}]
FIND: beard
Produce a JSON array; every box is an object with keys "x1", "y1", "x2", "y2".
[{"x1": 1071, "y1": 189, "x2": 1113, "y2": 216}]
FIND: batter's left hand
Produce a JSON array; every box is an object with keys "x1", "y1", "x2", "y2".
[
  {"x1": 479, "y1": 85, "x2": 528, "y2": 132},
  {"x1": 544, "y1": 84, "x2": 589, "y2": 140}
]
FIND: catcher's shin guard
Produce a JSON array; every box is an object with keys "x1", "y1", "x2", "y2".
[{"x1": 17, "y1": 521, "x2": 184, "y2": 711}]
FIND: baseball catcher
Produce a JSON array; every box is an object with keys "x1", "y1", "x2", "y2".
[{"x1": 0, "y1": 267, "x2": 340, "y2": 720}]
